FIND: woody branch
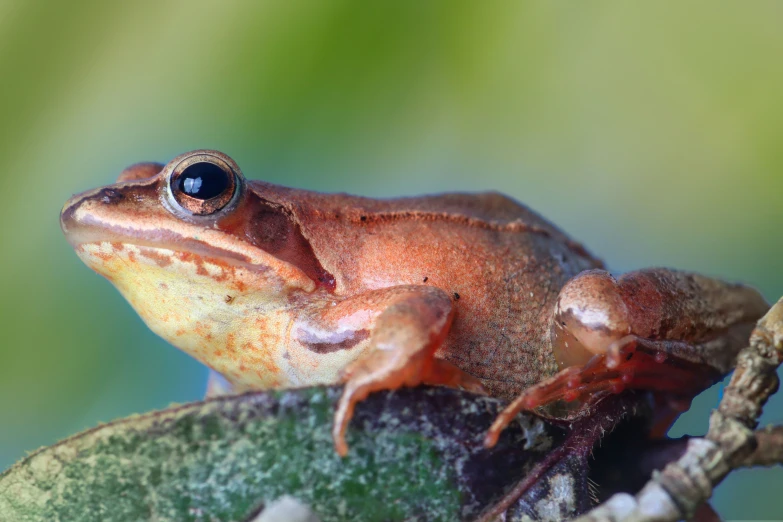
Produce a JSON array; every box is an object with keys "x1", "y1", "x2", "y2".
[{"x1": 572, "y1": 296, "x2": 783, "y2": 522}]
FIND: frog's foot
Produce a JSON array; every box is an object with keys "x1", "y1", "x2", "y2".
[
  {"x1": 484, "y1": 336, "x2": 717, "y2": 448},
  {"x1": 335, "y1": 359, "x2": 482, "y2": 456},
  {"x1": 332, "y1": 286, "x2": 461, "y2": 457}
]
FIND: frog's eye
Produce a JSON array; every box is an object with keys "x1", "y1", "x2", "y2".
[{"x1": 168, "y1": 153, "x2": 239, "y2": 216}]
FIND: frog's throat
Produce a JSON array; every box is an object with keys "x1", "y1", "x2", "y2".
[{"x1": 73, "y1": 241, "x2": 297, "y2": 389}]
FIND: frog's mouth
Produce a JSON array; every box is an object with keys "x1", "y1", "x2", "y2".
[
  {"x1": 60, "y1": 189, "x2": 318, "y2": 294},
  {"x1": 60, "y1": 178, "x2": 328, "y2": 295},
  {"x1": 61, "y1": 195, "x2": 254, "y2": 267},
  {"x1": 64, "y1": 222, "x2": 256, "y2": 271},
  {"x1": 63, "y1": 235, "x2": 312, "y2": 316}
]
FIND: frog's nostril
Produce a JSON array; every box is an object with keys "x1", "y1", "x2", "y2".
[
  {"x1": 60, "y1": 186, "x2": 123, "y2": 237},
  {"x1": 99, "y1": 188, "x2": 124, "y2": 204}
]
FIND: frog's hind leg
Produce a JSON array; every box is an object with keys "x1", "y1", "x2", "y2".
[
  {"x1": 483, "y1": 336, "x2": 720, "y2": 446},
  {"x1": 330, "y1": 286, "x2": 484, "y2": 457},
  {"x1": 485, "y1": 268, "x2": 768, "y2": 448}
]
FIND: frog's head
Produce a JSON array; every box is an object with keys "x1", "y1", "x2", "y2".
[{"x1": 60, "y1": 150, "x2": 328, "y2": 386}]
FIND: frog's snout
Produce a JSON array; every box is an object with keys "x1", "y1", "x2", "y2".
[
  {"x1": 60, "y1": 191, "x2": 88, "y2": 241},
  {"x1": 61, "y1": 161, "x2": 165, "y2": 239},
  {"x1": 60, "y1": 187, "x2": 115, "y2": 243}
]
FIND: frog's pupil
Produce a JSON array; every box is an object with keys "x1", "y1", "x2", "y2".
[{"x1": 178, "y1": 162, "x2": 230, "y2": 200}]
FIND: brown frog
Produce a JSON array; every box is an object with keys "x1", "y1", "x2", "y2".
[{"x1": 60, "y1": 150, "x2": 768, "y2": 455}]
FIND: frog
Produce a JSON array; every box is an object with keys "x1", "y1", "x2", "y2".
[{"x1": 60, "y1": 149, "x2": 769, "y2": 456}]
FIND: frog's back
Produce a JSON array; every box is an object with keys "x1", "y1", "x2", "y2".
[
  {"x1": 253, "y1": 181, "x2": 585, "y2": 251},
  {"x1": 254, "y1": 183, "x2": 600, "y2": 282},
  {"x1": 360, "y1": 190, "x2": 560, "y2": 227},
  {"x1": 253, "y1": 182, "x2": 603, "y2": 398}
]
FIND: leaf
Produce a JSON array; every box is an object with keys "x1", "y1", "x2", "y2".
[{"x1": 0, "y1": 386, "x2": 660, "y2": 522}]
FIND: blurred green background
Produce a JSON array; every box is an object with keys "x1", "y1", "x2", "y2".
[{"x1": 1, "y1": 1, "x2": 781, "y2": 518}]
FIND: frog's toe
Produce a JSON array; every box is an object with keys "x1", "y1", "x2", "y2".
[
  {"x1": 333, "y1": 392, "x2": 354, "y2": 457},
  {"x1": 462, "y1": 376, "x2": 488, "y2": 395},
  {"x1": 333, "y1": 377, "x2": 378, "y2": 457},
  {"x1": 424, "y1": 358, "x2": 487, "y2": 395},
  {"x1": 332, "y1": 396, "x2": 353, "y2": 457},
  {"x1": 483, "y1": 367, "x2": 581, "y2": 448}
]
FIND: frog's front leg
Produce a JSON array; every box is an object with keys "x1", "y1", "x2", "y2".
[
  {"x1": 485, "y1": 268, "x2": 768, "y2": 447},
  {"x1": 302, "y1": 286, "x2": 484, "y2": 456}
]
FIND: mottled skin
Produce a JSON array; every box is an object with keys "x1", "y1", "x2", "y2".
[{"x1": 61, "y1": 150, "x2": 769, "y2": 455}]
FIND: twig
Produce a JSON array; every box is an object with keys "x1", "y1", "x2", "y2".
[
  {"x1": 572, "y1": 297, "x2": 783, "y2": 522},
  {"x1": 737, "y1": 425, "x2": 783, "y2": 469}
]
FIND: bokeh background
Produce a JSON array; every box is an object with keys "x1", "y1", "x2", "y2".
[{"x1": 1, "y1": 1, "x2": 781, "y2": 517}]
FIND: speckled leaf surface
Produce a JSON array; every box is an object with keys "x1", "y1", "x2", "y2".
[{"x1": 0, "y1": 386, "x2": 654, "y2": 522}]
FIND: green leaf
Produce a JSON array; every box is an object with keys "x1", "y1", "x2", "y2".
[{"x1": 1, "y1": 386, "x2": 576, "y2": 522}]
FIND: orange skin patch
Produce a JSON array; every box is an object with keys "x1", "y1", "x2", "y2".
[
  {"x1": 139, "y1": 247, "x2": 171, "y2": 267},
  {"x1": 61, "y1": 149, "x2": 769, "y2": 456}
]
